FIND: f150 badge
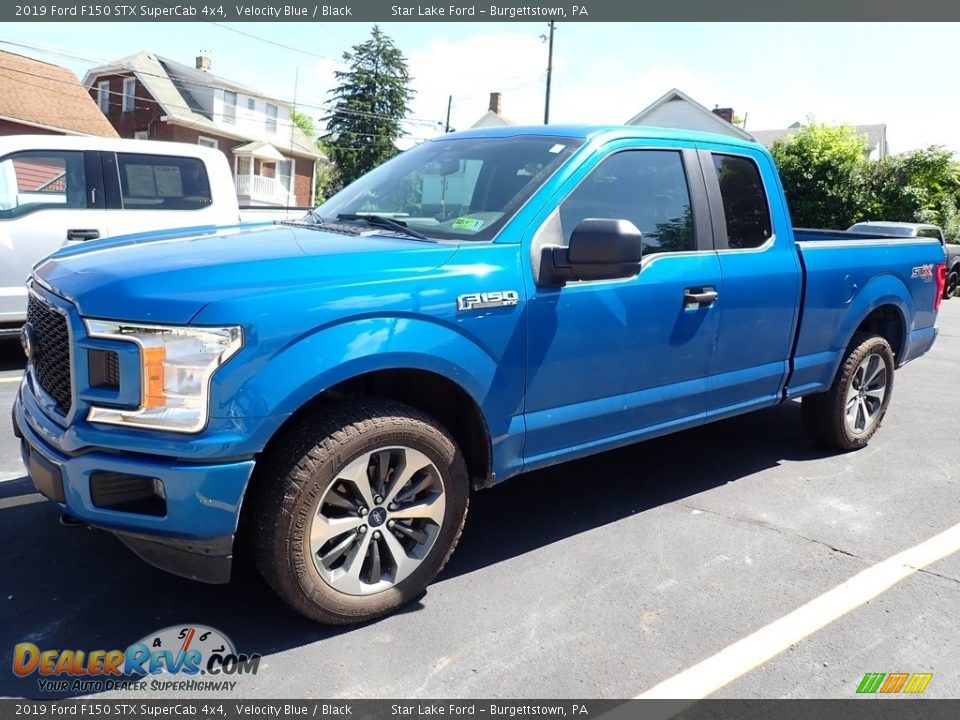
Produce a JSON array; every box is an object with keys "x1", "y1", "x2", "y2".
[
  {"x1": 457, "y1": 290, "x2": 520, "y2": 312},
  {"x1": 911, "y1": 264, "x2": 934, "y2": 280}
]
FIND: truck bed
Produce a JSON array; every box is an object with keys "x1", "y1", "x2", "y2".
[{"x1": 787, "y1": 229, "x2": 944, "y2": 398}]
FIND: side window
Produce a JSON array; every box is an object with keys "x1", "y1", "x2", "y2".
[
  {"x1": 712, "y1": 153, "x2": 772, "y2": 249},
  {"x1": 917, "y1": 228, "x2": 943, "y2": 243},
  {"x1": 559, "y1": 150, "x2": 694, "y2": 255},
  {"x1": 116, "y1": 153, "x2": 212, "y2": 210},
  {"x1": 0, "y1": 151, "x2": 87, "y2": 219}
]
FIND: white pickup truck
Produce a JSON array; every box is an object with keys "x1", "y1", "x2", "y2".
[{"x1": 0, "y1": 135, "x2": 306, "y2": 333}]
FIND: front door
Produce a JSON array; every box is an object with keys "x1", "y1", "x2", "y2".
[{"x1": 522, "y1": 145, "x2": 722, "y2": 467}]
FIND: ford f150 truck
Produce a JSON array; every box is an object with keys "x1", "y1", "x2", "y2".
[{"x1": 12, "y1": 125, "x2": 947, "y2": 624}]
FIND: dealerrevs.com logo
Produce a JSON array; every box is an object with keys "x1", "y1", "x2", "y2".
[{"x1": 13, "y1": 625, "x2": 261, "y2": 693}]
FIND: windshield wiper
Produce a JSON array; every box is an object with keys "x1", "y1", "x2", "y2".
[{"x1": 336, "y1": 213, "x2": 431, "y2": 241}]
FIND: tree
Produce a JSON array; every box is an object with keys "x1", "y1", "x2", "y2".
[
  {"x1": 323, "y1": 26, "x2": 414, "y2": 188},
  {"x1": 313, "y1": 138, "x2": 341, "y2": 204},
  {"x1": 770, "y1": 120, "x2": 867, "y2": 229},
  {"x1": 291, "y1": 110, "x2": 316, "y2": 138},
  {"x1": 853, "y1": 146, "x2": 960, "y2": 239}
]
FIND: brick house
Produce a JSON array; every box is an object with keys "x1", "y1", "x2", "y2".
[
  {"x1": 0, "y1": 50, "x2": 118, "y2": 137},
  {"x1": 83, "y1": 52, "x2": 322, "y2": 206}
]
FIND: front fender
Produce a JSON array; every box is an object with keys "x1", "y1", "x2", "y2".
[{"x1": 213, "y1": 315, "x2": 525, "y2": 480}]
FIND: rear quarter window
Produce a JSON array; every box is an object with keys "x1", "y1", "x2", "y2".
[
  {"x1": 116, "y1": 153, "x2": 212, "y2": 210},
  {"x1": 712, "y1": 153, "x2": 772, "y2": 249}
]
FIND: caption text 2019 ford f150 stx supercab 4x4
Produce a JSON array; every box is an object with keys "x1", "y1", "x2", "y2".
[{"x1": 12, "y1": 125, "x2": 947, "y2": 623}]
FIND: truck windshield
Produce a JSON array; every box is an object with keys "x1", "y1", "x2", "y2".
[{"x1": 314, "y1": 135, "x2": 583, "y2": 241}]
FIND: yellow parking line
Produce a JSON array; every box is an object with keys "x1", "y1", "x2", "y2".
[
  {"x1": 0, "y1": 493, "x2": 45, "y2": 510},
  {"x1": 0, "y1": 375, "x2": 24, "y2": 383}
]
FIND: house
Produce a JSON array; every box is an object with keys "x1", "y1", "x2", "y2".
[
  {"x1": 626, "y1": 88, "x2": 752, "y2": 140},
  {"x1": 750, "y1": 122, "x2": 888, "y2": 160},
  {"x1": 83, "y1": 52, "x2": 322, "y2": 206},
  {"x1": 471, "y1": 93, "x2": 514, "y2": 129},
  {"x1": 0, "y1": 50, "x2": 118, "y2": 137}
]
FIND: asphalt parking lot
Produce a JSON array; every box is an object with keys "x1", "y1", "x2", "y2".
[{"x1": 1, "y1": 301, "x2": 958, "y2": 700}]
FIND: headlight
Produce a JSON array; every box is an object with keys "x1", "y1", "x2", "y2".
[{"x1": 84, "y1": 321, "x2": 243, "y2": 433}]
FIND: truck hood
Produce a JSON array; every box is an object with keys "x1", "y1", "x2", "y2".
[{"x1": 34, "y1": 224, "x2": 459, "y2": 324}]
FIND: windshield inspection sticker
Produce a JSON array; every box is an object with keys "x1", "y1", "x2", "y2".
[{"x1": 452, "y1": 217, "x2": 485, "y2": 231}]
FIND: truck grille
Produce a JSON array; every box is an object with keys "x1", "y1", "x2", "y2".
[{"x1": 27, "y1": 294, "x2": 73, "y2": 413}]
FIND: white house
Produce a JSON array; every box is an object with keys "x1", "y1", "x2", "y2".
[
  {"x1": 626, "y1": 88, "x2": 752, "y2": 140},
  {"x1": 83, "y1": 52, "x2": 323, "y2": 206}
]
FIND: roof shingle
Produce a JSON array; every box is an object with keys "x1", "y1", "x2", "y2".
[{"x1": 0, "y1": 50, "x2": 118, "y2": 137}]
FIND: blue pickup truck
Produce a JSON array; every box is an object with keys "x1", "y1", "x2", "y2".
[{"x1": 12, "y1": 125, "x2": 948, "y2": 623}]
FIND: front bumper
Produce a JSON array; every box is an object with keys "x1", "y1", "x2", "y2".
[{"x1": 13, "y1": 388, "x2": 255, "y2": 584}]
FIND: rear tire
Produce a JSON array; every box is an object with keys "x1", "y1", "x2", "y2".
[
  {"x1": 250, "y1": 399, "x2": 469, "y2": 624},
  {"x1": 945, "y1": 269, "x2": 959, "y2": 300},
  {"x1": 801, "y1": 332, "x2": 895, "y2": 451}
]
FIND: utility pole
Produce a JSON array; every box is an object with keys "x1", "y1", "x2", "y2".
[
  {"x1": 445, "y1": 95, "x2": 452, "y2": 133},
  {"x1": 543, "y1": 21, "x2": 555, "y2": 124}
]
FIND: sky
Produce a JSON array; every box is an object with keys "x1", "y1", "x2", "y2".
[{"x1": 4, "y1": 21, "x2": 959, "y2": 154}]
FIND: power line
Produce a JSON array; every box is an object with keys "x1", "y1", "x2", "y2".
[
  {"x1": 0, "y1": 63, "x2": 436, "y2": 145},
  {"x1": 207, "y1": 22, "x2": 341, "y2": 62},
  {"x1": 0, "y1": 39, "x2": 446, "y2": 129}
]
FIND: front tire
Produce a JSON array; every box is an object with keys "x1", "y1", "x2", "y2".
[
  {"x1": 250, "y1": 399, "x2": 469, "y2": 624},
  {"x1": 801, "y1": 333, "x2": 895, "y2": 451}
]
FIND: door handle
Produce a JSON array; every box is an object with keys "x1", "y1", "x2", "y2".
[
  {"x1": 683, "y1": 287, "x2": 719, "y2": 307},
  {"x1": 66, "y1": 229, "x2": 100, "y2": 241}
]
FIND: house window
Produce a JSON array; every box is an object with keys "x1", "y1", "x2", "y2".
[
  {"x1": 134, "y1": 131, "x2": 149, "y2": 140},
  {"x1": 247, "y1": 98, "x2": 255, "y2": 111},
  {"x1": 122, "y1": 77, "x2": 136, "y2": 113},
  {"x1": 197, "y1": 136, "x2": 219, "y2": 149},
  {"x1": 236, "y1": 157, "x2": 251, "y2": 176},
  {"x1": 116, "y1": 153, "x2": 212, "y2": 210},
  {"x1": 265, "y1": 103, "x2": 278, "y2": 133},
  {"x1": 97, "y1": 81, "x2": 110, "y2": 113},
  {"x1": 278, "y1": 159, "x2": 294, "y2": 196},
  {"x1": 223, "y1": 90, "x2": 237, "y2": 124}
]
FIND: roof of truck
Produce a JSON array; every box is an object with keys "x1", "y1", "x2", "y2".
[{"x1": 442, "y1": 123, "x2": 766, "y2": 150}]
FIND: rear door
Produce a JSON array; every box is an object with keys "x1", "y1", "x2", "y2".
[
  {"x1": 522, "y1": 142, "x2": 723, "y2": 466},
  {"x1": 102, "y1": 151, "x2": 220, "y2": 238},
  {"x1": 0, "y1": 149, "x2": 106, "y2": 323},
  {"x1": 697, "y1": 145, "x2": 802, "y2": 417}
]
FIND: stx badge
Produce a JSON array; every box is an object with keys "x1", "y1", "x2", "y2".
[
  {"x1": 911, "y1": 264, "x2": 934, "y2": 280},
  {"x1": 457, "y1": 291, "x2": 520, "y2": 312}
]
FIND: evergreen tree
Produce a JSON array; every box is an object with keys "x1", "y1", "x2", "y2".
[{"x1": 323, "y1": 26, "x2": 414, "y2": 188}]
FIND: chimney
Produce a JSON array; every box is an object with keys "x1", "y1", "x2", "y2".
[
  {"x1": 196, "y1": 55, "x2": 212, "y2": 72},
  {"x1": 712, "y1": 106, "x2": 734, "y2": 124},
  {"x1": 488, "y1": 92, "x2": 502, "y2": 115}
]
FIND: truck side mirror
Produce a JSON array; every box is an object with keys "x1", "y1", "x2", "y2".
[{"x1": 541, "y1": 218, "x2": 644, "y2": 284}]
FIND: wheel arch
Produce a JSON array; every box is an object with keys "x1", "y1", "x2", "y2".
[{"x1": 271, "y1": 367, "x2": 493, "y2": 491}]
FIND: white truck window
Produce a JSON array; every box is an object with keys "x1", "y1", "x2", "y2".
[
  {"x1": 0, "y1": 151, "x2": 87, "y2": 218},
  {"x1": 116, "y1": 153, "x2": 212, "y2": 211}
]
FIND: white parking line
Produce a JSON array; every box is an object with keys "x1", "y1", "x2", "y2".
[
  {"x1": 0, "y1": 374, "x2": 24, "y2": 383},
  {"x1": 638, "y1": 520, "x2": 960, "y2": 699},
  {"x1": 0, "y1": 493, "x2": 45, "y2": 510}
]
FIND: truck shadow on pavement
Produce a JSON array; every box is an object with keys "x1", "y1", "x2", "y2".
[{"x1": 0, "y1": 400, "x2": 833, "y2": 699}]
